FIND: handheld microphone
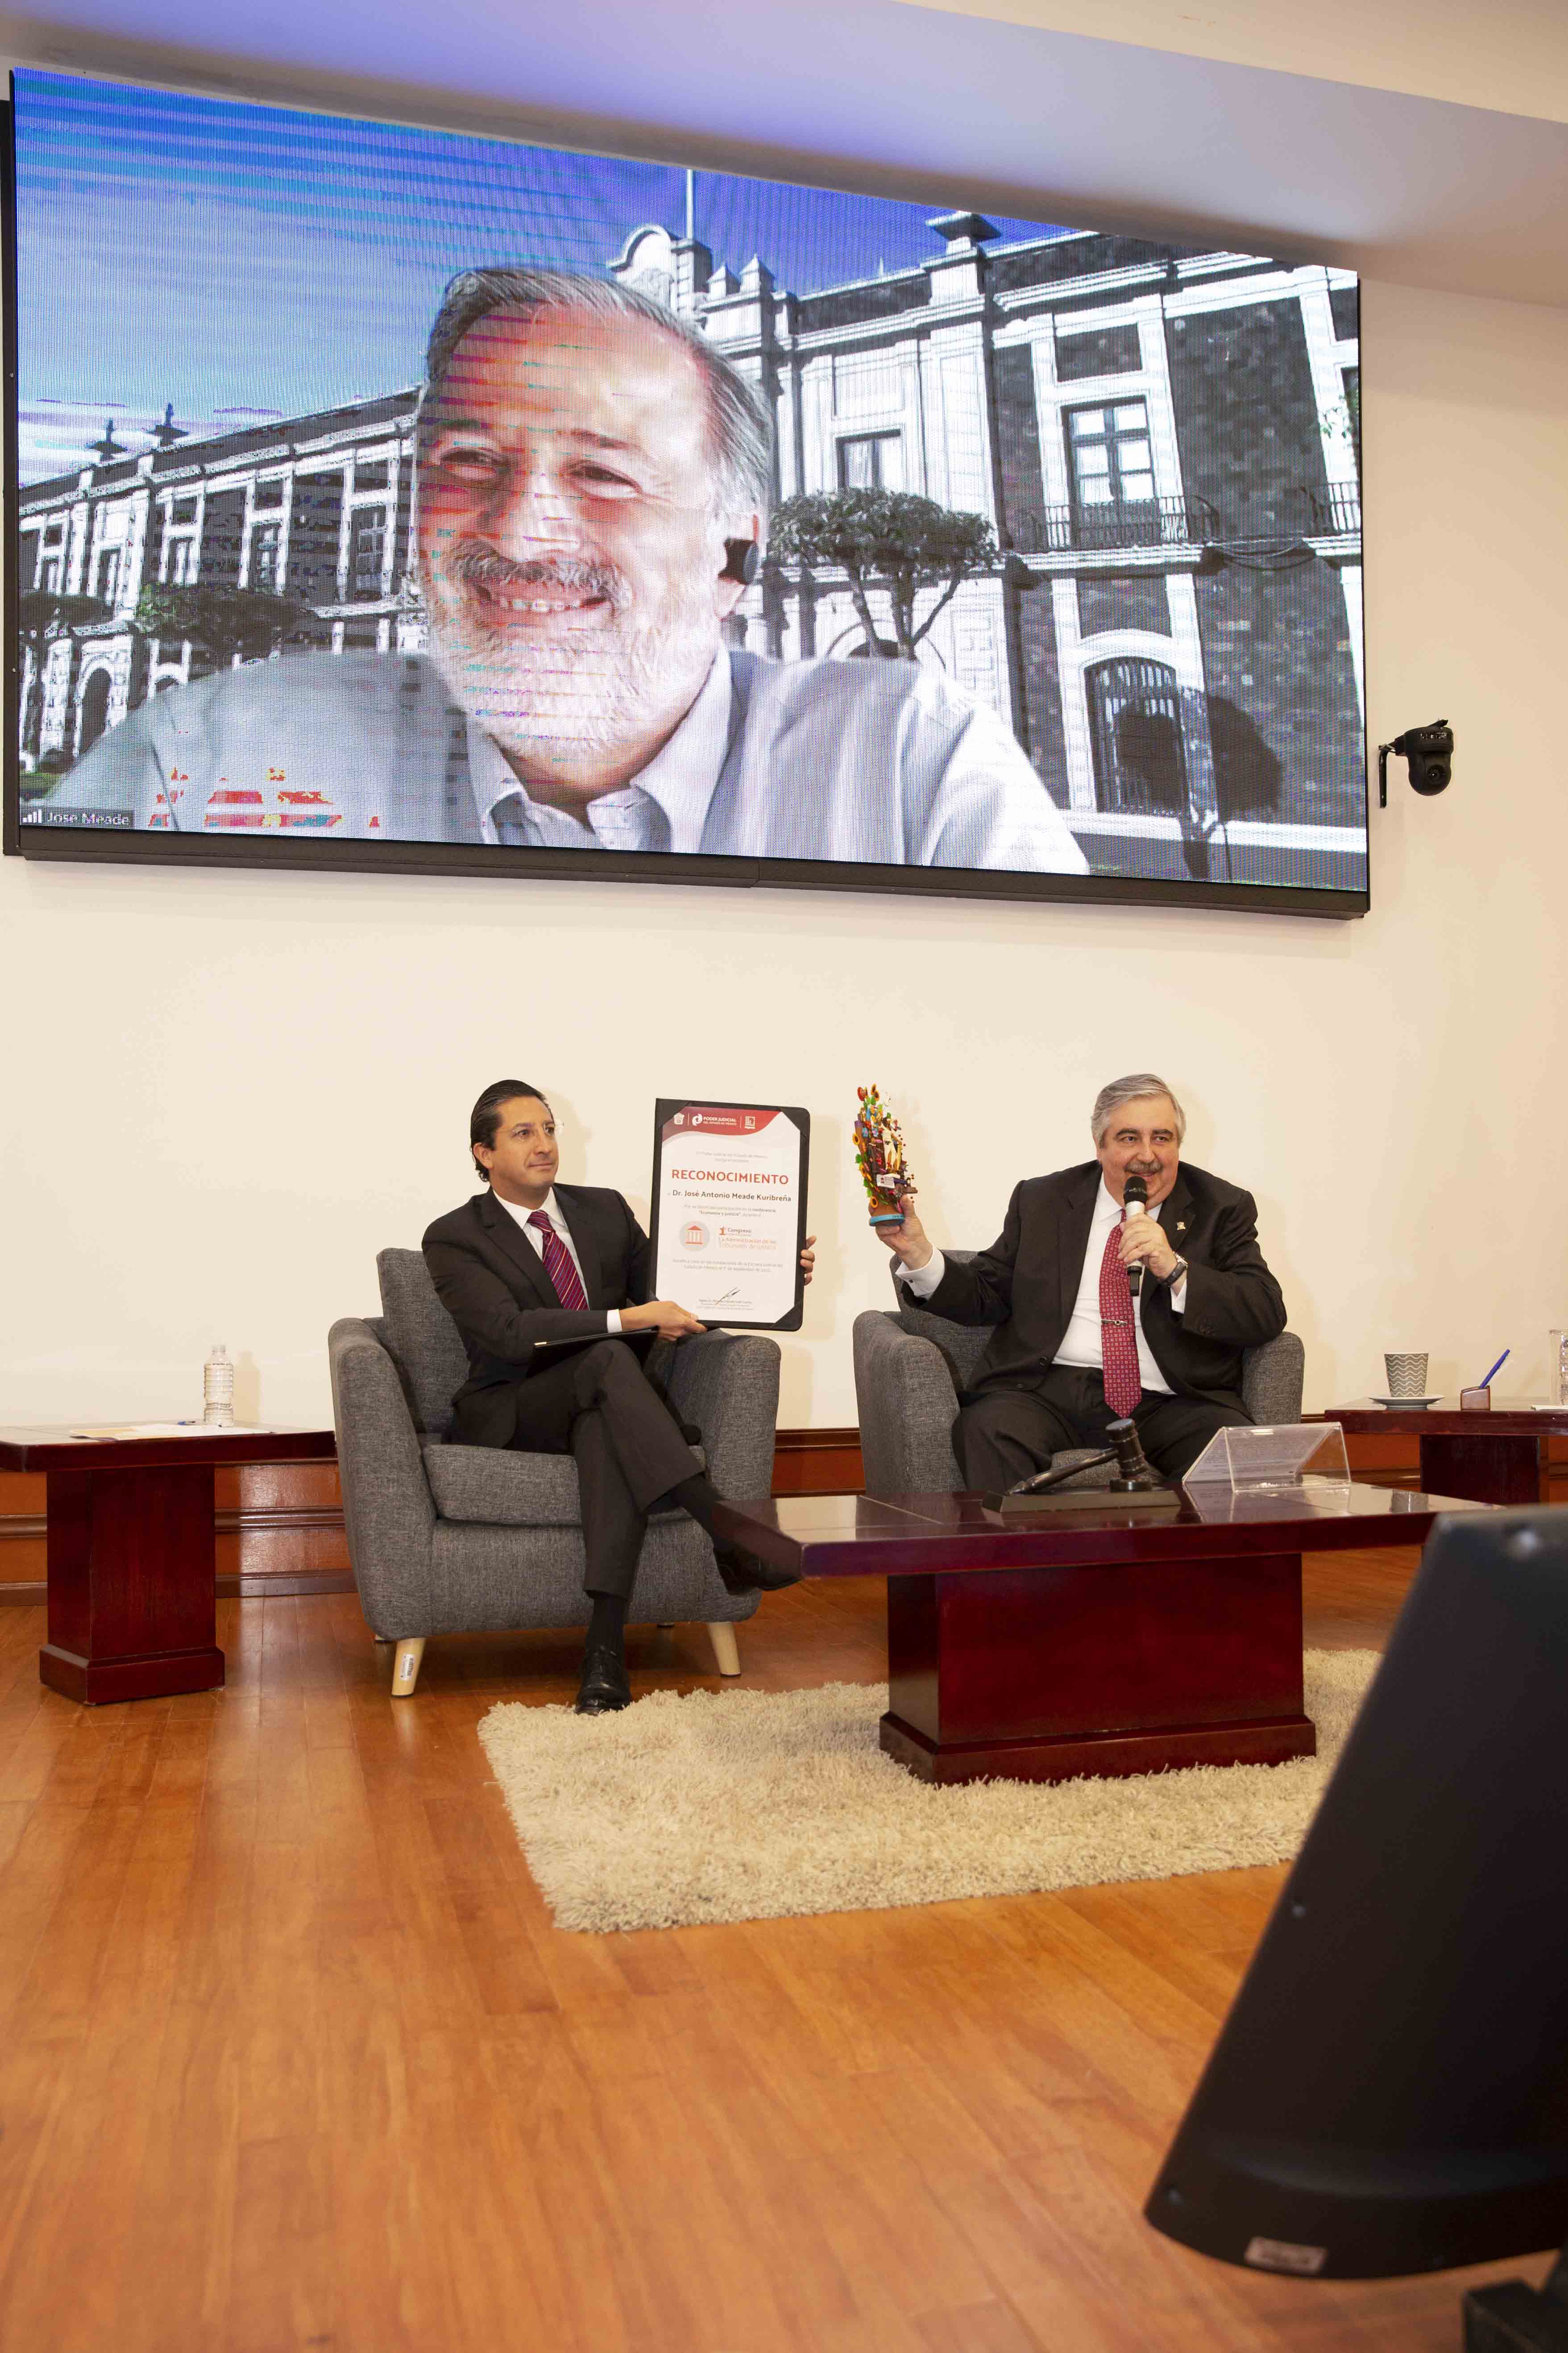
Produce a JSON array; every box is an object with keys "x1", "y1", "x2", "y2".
[{"x1": 1121, "y1": 1174, "x2": 1149, "y2": 1298}]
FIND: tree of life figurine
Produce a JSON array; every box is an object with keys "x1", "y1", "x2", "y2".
[{"x1": 853, "y1": 1085, "x2": 916, "y2": 1228}]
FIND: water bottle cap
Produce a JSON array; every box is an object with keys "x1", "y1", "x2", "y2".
[{"x1": 211, "y1": 1343, "x2": 227, "y2": 1357}]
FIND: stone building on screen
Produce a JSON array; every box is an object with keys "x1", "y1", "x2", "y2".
[{"x1": 17, "y1": 212, "x2": 1362, "y2": 885}]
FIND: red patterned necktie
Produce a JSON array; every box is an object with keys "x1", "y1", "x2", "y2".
[
  {"x1": 527, "y1": 1210, "x2": 589, "y2": 1311},
  {"x1": 1097, "y1": 1219, "x2": 1143, "y2": 1418}
]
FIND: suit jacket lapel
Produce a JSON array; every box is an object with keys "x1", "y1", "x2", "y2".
[
  {"x1": 1058, "y1": 1167, "x2": 1101, "y2": 1305},
  {"x1": 554, "y1": 1186, "x2": 605, "y2": 1310},
  {"x1": 476, "y1": 1191, "x2": 557, "y2": 1308},
  {"x1": 1159, "y1": 1174, "x2": 1194, "y2": 1252}
]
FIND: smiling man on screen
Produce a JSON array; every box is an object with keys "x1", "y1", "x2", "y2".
[
  {"x1": 64, "y1": 270, "x2": 1087, "y2": 877},
  {"x1": 877, "y1": 1073, "x2": 1286, "y2": 1488}
]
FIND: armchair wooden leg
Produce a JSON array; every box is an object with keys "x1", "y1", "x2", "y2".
[
  {"x1": 706, "y1": 1622, "x2": 741, "y2": 1677},
  {"x1": 391, "y1": 1638, "x2": 425, "y2": 1697}
]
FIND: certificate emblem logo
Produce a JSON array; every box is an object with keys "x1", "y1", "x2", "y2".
[{"x1": 682, "y1": 1219, "x2": 709, "y2": 1249}]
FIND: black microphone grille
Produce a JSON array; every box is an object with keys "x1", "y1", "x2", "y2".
[{"x1": 1123, "y1": 1175, "x2": 1149, "y2": 1206}]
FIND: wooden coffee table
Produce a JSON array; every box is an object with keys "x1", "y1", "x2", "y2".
[
  {"x1": 1325, "y1": 1401, "x2": 1568, "y2": 1508},
  {"x1": 0, "y1": 1425, "x2": 338, "y2": 1704},
  {"x1": 714, "y1": 1483, "x2": 1488, "y2": 1786}
]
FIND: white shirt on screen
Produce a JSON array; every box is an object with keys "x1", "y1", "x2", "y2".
[
  {"x1": 63, "y1": 647, "x2": 1091, "y2": 875},
  {"x1": 495, "y1": 1188, "x2": 622, "y2": 1336},
  {"x1": 898, "y1": 1179, "x2": 1187, "y2": 1392}
]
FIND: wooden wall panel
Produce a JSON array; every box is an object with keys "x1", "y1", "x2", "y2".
[{"x1": 6, "y1": 1430, "x2": 1565, "y2": 1599}]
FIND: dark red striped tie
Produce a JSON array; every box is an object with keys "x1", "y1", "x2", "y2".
[
  {"x1": 527, "y1": 1210, "x2": 589, "y2": 1310},
  {"x1": 1097, "y1": 1221, "x2": 1143, "y2": 1418}
]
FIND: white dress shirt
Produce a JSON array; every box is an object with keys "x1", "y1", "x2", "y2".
[
  {"x1": 69, "y1": 646, "x2": 1090, "y2": 875},
  {"x1": 496, "y1": 1189, "x2": 622, "y2": 1335},
  {"x1": 898, "y1": 1179, "x2": 1187, "y2": 1392},
  {"x1": 474, "y1": 650, "x2": 1087, "y2": 871}
]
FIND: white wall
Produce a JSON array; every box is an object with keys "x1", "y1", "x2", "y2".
[{"x1": 4, "y1": 272, "x2": 1566, "y2": 1430}]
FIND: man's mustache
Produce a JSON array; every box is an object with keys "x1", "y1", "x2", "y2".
[{"x1": 444, "y1": 542, "x2": 629, "y2": 611}]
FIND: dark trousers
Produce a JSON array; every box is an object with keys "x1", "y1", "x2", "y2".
[
  {"x1": 954, "y1": 1364, "x2": 1251, "y2": 1492},
  {"x1": 507, "y1": 1339, "x2": 700, "y2": 1601}
]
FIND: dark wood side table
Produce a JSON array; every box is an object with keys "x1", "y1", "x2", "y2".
[
  {"x1": 714, "y1": 1483, "x2": 1488, "y2": 1787},
  {"x1": 1323, "y1": 1401, "x2": 1568, "y2": 1508},
  {"x1": 0, "y1": 1426, "x2": 338, "y2": 1704}
]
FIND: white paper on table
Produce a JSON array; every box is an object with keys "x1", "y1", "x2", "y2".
[{"x1": 67, "y1": 1422, "x2": 278, "y2": 1440}]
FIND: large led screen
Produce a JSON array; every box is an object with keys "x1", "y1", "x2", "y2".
[{"x1": 5, "y1": 71, "x2": 1368, "y2": 911}]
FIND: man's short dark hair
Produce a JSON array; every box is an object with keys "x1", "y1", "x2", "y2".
[
  {"x1": 420, "y1": 266, "x2": 773, "y2": 524},
  {"x1": 469, "y1": 1078, "x2": 552, "y2": 1181}
]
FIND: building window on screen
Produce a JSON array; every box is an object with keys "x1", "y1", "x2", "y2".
[
  {"x1": 349, "y1": 509, "x2": 387, "y2": 600},
  {"x1": 1067, "y1": 401, "x2": 1156, "y2": 512},
  {"x1": 837, "y1": 431, "x2": 904, "y2": 491},
  {"x1": 248, "y1": 519, "x2": 282, "y2": 591}
]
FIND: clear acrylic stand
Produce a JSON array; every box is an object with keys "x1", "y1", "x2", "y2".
[{"x1": 1182, "y1": 1421, "x2": 1351, "y2": 1494}]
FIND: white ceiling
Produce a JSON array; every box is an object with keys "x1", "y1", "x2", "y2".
[
  {"x1": 902, "y1": 0, "x2": 1568, "y2": 124},
  {"x1": 4, "y1": 0, "x2": 1567, "y2": 307}
]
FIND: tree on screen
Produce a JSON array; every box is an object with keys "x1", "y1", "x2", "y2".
[
  {"x1": 132, "y1": 584, "x2": 309, "y2": 668},
  {"x1": 768, "y1": 490, "x2": 999, "y2": 661},
  {"x1": 16, "y1": 592, "x2": 111, "y2": 765}
]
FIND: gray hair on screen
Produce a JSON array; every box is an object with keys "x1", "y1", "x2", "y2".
[
  {"x1": 420, "y1": 266, "x2": 774, "y2": 524},
  {"x1": 1091, "y1": 1074, "x2": 1186, "y2": 1147}
]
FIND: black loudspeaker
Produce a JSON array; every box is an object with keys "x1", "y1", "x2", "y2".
[{"x1": 722, "y1": 537, "x2": 760, "y2": 586}]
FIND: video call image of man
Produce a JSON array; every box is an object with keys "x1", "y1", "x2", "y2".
[
  {"x1": 66, "y1": 269, "x2": 1088, "y2": 877},
  {"x1": 878, "y1": 1073, "x2": 1286, "y2": 1488},
  {"x1": 422, "y1": 1081, "x2": 813, "y2": 1715}
]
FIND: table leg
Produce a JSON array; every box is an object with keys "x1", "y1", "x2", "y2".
[
  {"x1": 1418, "y1": 1434, "x2": 1543, "y2": 1509},
  {"x1": 40, "y1": 1465, "x2": 225, "y2": 1704},
  {"x1": 881, "y1": 1550, "x2": 1314, "y2": 1786}
]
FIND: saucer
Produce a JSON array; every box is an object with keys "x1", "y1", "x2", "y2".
[{"x1": 1369, "y1": 1394, "x2": 1441, "y2": 1409}]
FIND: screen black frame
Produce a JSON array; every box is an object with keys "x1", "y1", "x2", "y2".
[{"x1": 0, "y1": 75, "x2": 1372, "y2": 923}]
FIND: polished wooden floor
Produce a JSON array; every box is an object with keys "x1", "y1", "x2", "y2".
[{"x1": 0, "y1": 1548, "x2": 1540, "y2": 2352}]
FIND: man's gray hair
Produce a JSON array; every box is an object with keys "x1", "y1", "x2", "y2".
[
  {"x1": 420, "y1": 266, "x2": 774, "y2": 524},
  {"x1": 1091, "y1": 1074, "x2": 1186, "y2": 1146}
]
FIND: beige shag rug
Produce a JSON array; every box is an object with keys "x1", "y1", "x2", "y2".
[{"x1": 477, "y1": 1648, "x2": 1378, "y2": 1934}]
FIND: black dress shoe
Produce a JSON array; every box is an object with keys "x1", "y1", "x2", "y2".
[
  {"x1": 574, "y1": 1641, "x2": 632, "y2": 1715},
  {"x1": 713, "y1": 1542, "x2": 801, "y2": 1596}
]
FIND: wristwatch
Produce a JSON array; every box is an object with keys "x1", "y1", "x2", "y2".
[{"x1": 1159, "y1": 1255, "x2": 1189, "y2": 1287}]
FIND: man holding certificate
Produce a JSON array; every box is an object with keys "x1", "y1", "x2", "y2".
[{"x1": 423, "y1": 1080, "x2": 814, "y2": 1714}]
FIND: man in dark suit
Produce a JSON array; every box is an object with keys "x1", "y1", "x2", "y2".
[
  {"x1": 424, "y1": 1078, "x2": 812, "y2": 1713},
  {"x1": 876, "y1": 1073, "x2": 1285, "y2": 1488}
]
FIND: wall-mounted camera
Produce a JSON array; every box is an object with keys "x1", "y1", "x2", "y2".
[{"x1": 1378, "y1": 721, "x2": 1454, "y2": 807}]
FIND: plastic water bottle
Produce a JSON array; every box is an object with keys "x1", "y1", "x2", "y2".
[{"x1": 203, "y1": 1343, "x2": 235, "y2": 1427}]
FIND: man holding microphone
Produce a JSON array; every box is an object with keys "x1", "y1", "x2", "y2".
[{"x1": 876, "y1": 1073, "x2": 1286, "y2": 1490}]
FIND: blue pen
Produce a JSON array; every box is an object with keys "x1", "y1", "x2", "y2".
[{"x1": 1477, "y1": 1349, "x2": 1510, "y2": 1390}]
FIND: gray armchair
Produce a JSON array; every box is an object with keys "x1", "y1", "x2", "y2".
[
  {"x1": 853, "y1": 1251, "x2": 1304, "y2": 1494},
  {"x1": 328, "y1": 1248, "x2": 778, "y2": 1695}
]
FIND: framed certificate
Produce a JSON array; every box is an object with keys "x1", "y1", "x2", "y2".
[{"x1": 649, "y1": 1100, "x2": 811, "y2": 1332}]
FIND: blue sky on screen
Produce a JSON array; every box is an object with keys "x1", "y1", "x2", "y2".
[{"x1": 13, "y1": 70, "x2": 1075, "y2": 449}]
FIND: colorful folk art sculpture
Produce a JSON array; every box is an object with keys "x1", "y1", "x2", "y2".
[{"x1": 853, "y1": 1085, "x2": 916, "y2": 1227}]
